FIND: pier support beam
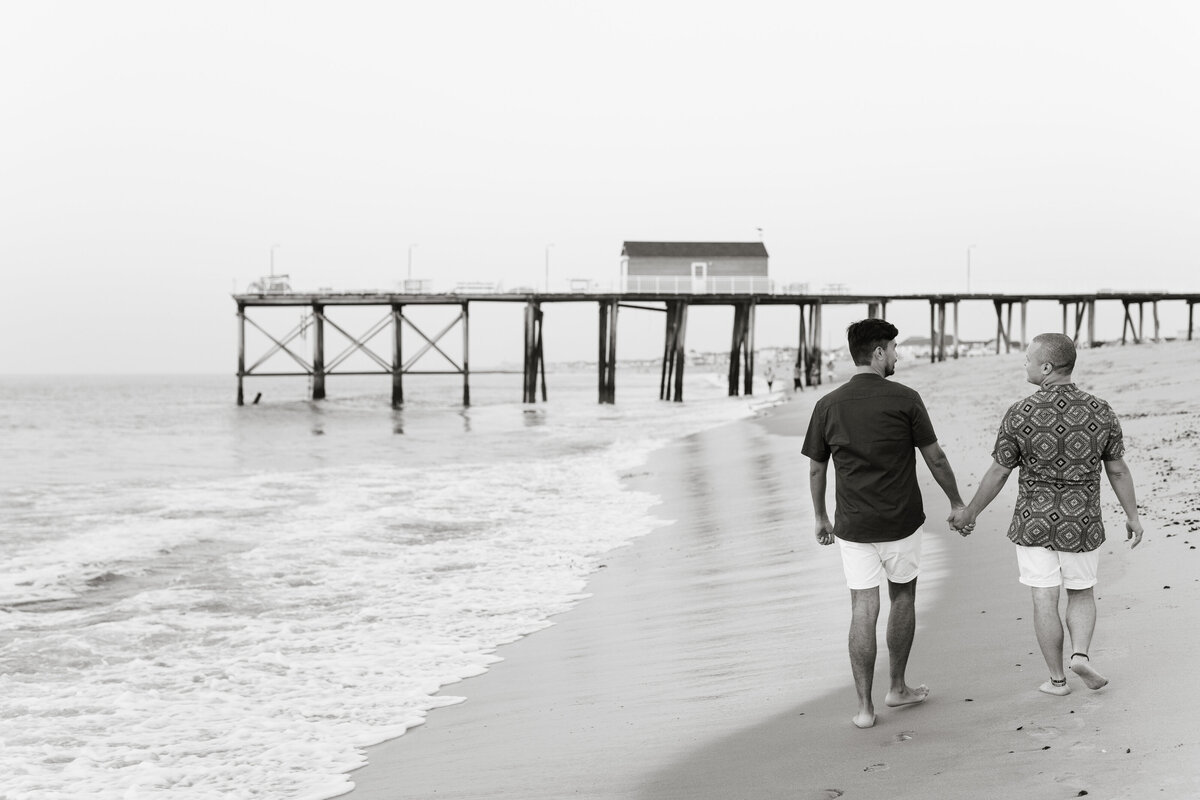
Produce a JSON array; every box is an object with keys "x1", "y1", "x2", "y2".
[
  {"x1": 929, "y1": 300, "x2": 950, "y2": 362},
  {"x1": 953, "y1": 301, "x2": 960, "y2": 359},
  {"x1": 461, "y1": 302, "x2": 471, "y2": 406},
  {"x1": 744, "y1": 302, "x2": 756, "y2": 395},
  {"x1": 728, "y1": 301, "x2": 756, "y2": 395},
  {"x1": 523, "y1": 301, "x2": 546, "y2": 403},
  {"x1": 1063, "y1": 300, "x2": 1089, "y2": 345},
  {"x1": 806, "y1": 303, "x2": 824, "y2": 385},
  {"x1": 1189, "y1": 301, "x2": 1196, "y2": 341},
  {"x1": 1121, "y1": 300, "x2": 1142, "y2": 345},
  {"x1": 311, "y1": 303, "x2": 326, "y2": 400},
  {"x1": 993, "y1": 300, "x2": 1017, "y2": 354},
  {"x1": 660, "y1": 300, "x2": 689, "y2": 402},
  {"x1": 391, "y1": 303, "x2": 404, "y2": 408},
  {"x1": 240, "y1": 304, "x2": 249, "y2": 410},
  {"x1": 598, "y1": 300, "x2": 618, "y2": 403}
]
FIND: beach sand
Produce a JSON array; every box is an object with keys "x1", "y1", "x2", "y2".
[{"x1": 344, "y1": 340, "x2": 1200, "y2": 799}]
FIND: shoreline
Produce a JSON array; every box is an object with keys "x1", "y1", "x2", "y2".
[{"x1": 344, "y1": 341, "x2": 1200, "y2": 798}]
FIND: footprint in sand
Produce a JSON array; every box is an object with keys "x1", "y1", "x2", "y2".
[
  {"x1": 863, "y1": 762, "x2": 890, "y2": 772},
  {"x1": 894, "y1": 730, "x2": 915, "y2": 743},
  {"x1": 1024, "y1": 725, "x2": 1061, "y2": 740}
]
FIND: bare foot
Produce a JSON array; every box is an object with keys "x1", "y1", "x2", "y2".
[
  {"x1": 1039, "y1": 678, "x2": 1071, "y2": 696},
  {"x1": 884, "y1": 684, "x2": 929, "y2": 707},
  {"x1": 1070, "y1": 654, "x2": 1108, "y2": 690},
  {"x1": 852, "y1": 711, "x2": 876, "y2": 728}
]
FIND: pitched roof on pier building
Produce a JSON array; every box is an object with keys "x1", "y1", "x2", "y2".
[{"x1": 620, "y1": 241, "x2": 770, "y2": 293}]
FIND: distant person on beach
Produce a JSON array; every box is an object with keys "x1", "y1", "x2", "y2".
[
  {"x1": 802, "y1": 319, "x2": 967, "y2": 729},
  {"x1": 952, "y1": 333, "x2": 1143, "y2": 696},
  {"x1": 793, "y1": 361, "x2": 804, "y2": 392},
  {"x1": 765, "y1": 364, "x2": 776, "y2": 392}
]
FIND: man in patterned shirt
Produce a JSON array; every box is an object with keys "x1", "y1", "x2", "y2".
[{"x1": 956, "y1": 333, "x2": 1143, "y2": 696}]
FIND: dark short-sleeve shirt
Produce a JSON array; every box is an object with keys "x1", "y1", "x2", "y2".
[
  {"x1": 802, "y1": 373, "x2": 939, "y2": 543},
  {"x1": 992, "y1": 384, "x2": 1124, "y2": 552}
]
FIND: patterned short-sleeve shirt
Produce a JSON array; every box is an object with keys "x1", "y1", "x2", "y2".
[{"x1": 992, "y1": 384, "x2": 1124, "y2": 552}]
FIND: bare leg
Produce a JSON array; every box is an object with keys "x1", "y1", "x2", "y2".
[
  {"x1": 884, "y1": 578, "x2": 929, "y2": 707},
  {"x1": 1031, "y1": 586, "x2": 1070, "y2": 695},
  {"x1": 1066, "y1": 587, "x2": 1108, "y2": 689},
  {"x1": 849, "y1": 587, "x2": 880, "y2": 728}
]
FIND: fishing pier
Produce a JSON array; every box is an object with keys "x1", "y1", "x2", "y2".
[{"x1": 233, "y1": 288, "x2": 1200, "y2": 406}]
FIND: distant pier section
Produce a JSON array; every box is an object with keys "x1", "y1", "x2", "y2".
[{"x1": 235, "y1": 240, "x2": 1198, "y2": 405}]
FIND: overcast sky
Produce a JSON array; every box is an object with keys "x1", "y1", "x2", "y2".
[{"x1": 3, "y1": 1, "x2": 1198, "y2": 373}]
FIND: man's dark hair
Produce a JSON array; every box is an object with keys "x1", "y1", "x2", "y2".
[{"x1": 847, "y1": 319, "x2": 899, "y2": 366}]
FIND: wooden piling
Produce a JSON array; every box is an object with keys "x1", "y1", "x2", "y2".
[
  {"x1": 606, "y1": 301, "x2": 618, "y2": 403},
  {"x1": 743, "y1": 301, "x2": 756, "y2": 396},
  {"x1": 660, "y1": 301, "x2": 675, "y2": 401},
  {"x1": 523, "y1": 301, "x2": 547, "y2": 403},
  {"x1": 235, "y1": 303, "x2": 244, "y2": 410},
  {"x1": 660, "y1": 300, "x2": 689, "y2": 402},
  {"x1": 537, "y1": 307, "x2": 547, "y2": 402},
  {"x1": 461, "y1": 302, "x2": 471, "y2": 406},
  {"x1": 809, "y1": 302, "x2": 823, "y2": 385},
  {"x1": 1020, "y1": 300, "x2": 1028, "y2": 349},
  {"x1": 728, "y1": 303, "x2": 745, "y2": 396},
  {"x1": 392, "y1": 303, "x2": 404, "y2": 408},
  {"x1": 312, "y1": 303, "x2": 326, "y2": 400},
  {"x1": 598, "y1": 301, "x2": 608, "y2": 403},
  {"x1": 929, "y1": 302, "x2": 936, "y2": 363},
  {"x1": 672, "y1": 302, "x2": 688, "y2": 402},
  {"x1": 597, "y1": 300, "x2": 617, "y2": 403}
]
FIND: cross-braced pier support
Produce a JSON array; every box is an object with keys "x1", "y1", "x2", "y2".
[
  {"x1": 1060, "y1": 299, "x2": 1096, "y2": 347},
  {"x1": 992, "y1": 299, "x2": 1028, "y2": 354},
  {"x1": 1121, "y1": 299, "x2": 1160, "y2": 345}
]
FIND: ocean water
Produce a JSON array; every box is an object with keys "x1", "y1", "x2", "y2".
[{"x1": 0, "y1": 371, "x2": 762, "y2": 800}]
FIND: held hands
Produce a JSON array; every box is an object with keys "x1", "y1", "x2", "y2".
[
  {"x1": 1126, "y1": 518, "x2": 1144, "y2": 549},
  {"x1": 815, "y1": 517, "x2": 835, "y2": 547},
  {"x1": 947, "y1": 504, "x2": 977, "y2": 536}
]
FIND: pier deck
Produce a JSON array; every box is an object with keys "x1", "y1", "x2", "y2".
[{"x1": 233, "y1": 289, "x2": 1200, "y2": 405}]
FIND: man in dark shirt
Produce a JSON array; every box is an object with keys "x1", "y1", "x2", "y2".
[
  {"x1": 803, "y1": 319, "x2": 967, "y2": 729},
  {"x1": 956, "y1": 333, "x2": 1143, "y2": 696}
]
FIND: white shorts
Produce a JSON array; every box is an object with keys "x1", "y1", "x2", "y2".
[
  {"x1": 837, "y1": 531, "x2": 922, "y2": 590},
  {"x1": 1015, "y1": 545, "x2": 1099, "y2": 589}
]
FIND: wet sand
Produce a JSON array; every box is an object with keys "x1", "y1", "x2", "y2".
[{"x1": 344, "y1": 340, "x2": 1200, "y2": 799}]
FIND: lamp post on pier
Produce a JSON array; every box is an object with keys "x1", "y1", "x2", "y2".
[
  {"x1": 544, "y1": 243, "x2": 554, "y2": 292},
  {"x1": 407, "y1": 243, "x2": 418, "y2": 281}
]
